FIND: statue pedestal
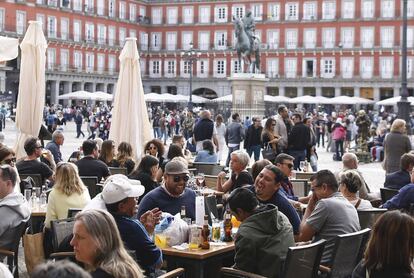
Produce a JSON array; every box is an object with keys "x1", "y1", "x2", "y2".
[{"x1": 228, "y1": 73, "x2": 267, "y2": 120}]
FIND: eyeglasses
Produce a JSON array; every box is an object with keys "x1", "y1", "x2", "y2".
[
  {"x1": 2, "y1": 157, "x2": 16, "y2": 165},
  {"x1": 172, "y1": 175, "x2": 190, "y2": 183},
  {"x1": 280, "y1": 162, "x2": 294, "y2": 169}
]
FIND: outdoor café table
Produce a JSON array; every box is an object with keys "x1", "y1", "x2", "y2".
[
  {"x1": 30, "y1": 205, "x2": 46, "y2": 233},
  {"x1": 161, "y1": 241, "x2": 235, "y2": 277}
]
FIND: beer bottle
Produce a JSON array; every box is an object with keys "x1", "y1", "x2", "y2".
[
  {"x1": 180, "y1": 206, "x2": 186, "y2": 219},
  {"x1": 201, "y1": 215, "x2": 210, "y2": 249},
  {"x1": 223, "y1": 210, "x2": 233, "y2": 242}
]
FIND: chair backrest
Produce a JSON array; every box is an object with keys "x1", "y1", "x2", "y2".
[
  {"x1": 220, "y1": 267, "x2": 267, "y2": 278},
  {"x1": 380, "y1": 188, "x2": 399, "y2": 203},
  {"x1": 19, "y1": 174, "x2": 43, "y2": 188},
  {"x1": 67, "y1": 208, "x2": 83, "y2": 218},
  {"x1": 51, "y1": 218, "x2": 76, "y2": 252},
  {"x1": 329, "y1": 228, "x2": 371, "y2": 278},
  {"x1": 2, "y1": 220, "x2": 28, "y2": 252},
  {"x1": 80, "y1": 176, "x2": 100, "y2": 198},
  {"x1": 283, "y1": 239, "x2": 326, "y2": 278},
  {"x1": 193, "y1": 163, "x2": 224, "y2": 175},
  {"x1": 204, "y1": 195, "x2": 219, "y2": 224},
  {"x1": 158, "y1": 267, "x2": 185, "y2": 278},
  {"x1": 295, "y1": 172, "x2": 314, "y2": 181},
  {"x1": 108, "y1": 167, "x2": 128, "y2": 176},
  {"x1": 291, "y1": 179, "x2": 309, "y2": 197},
  {"x1": 357, "y1": 209, "x2": 387, "y2": 229}
]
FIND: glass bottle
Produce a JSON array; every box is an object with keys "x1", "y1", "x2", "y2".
[
  {"x1": 201, "y1": 215, "x2": 210, "y2": 249},
  {"x1": 180, "y1": 206, "x2": 186, "y2": 219},
  {"x1": 223, "y1": 210, "x2": 233, "y2": 242},
  {"x1": 39, "y1": 186, "x2": 47, "y2": 208}
]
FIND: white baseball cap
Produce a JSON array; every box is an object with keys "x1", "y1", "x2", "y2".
[{"x1": 101, "y1": 174, "x2": 145, "y2": 204}]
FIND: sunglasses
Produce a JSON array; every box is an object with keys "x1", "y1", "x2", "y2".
[
  {"x1": 2, "y1": 157, "x2": 16, "y2": 165},
  {"x1": 148, "y1": 146, "x2": 157, "y2": 150},
  {"x1": 172, "y1": 175, "x2": 190, "y2": 183},
  {"x1": 281, "y1": 162, "x2": 294, "y2": 169}
]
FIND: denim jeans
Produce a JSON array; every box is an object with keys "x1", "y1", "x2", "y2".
[
  {"x1": 226, "y1": 145, "x2": 240, "y2": 166},
  {"x1": 289, "y1": 150, "x2": 306, "y2": 170},
  {"x1": 335, "y1": 139, "x2": 344, "y2": 161},
  {"x1": 160, "y1": 129, "x2": 167, "y2": 144},
  {"x1": 247, "y1": 145, "x2": 261, "y2": 161},
  {"x1": 153, "y1": 127, "x2": 161, "y2": 139}
]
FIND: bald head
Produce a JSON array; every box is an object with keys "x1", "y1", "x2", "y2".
[
  {"x1": 342, "y1": 153, "x2": 358, "y2": 169},
  {"x1": 200, "y1": 110, "x2": 211, "y2": 119}
]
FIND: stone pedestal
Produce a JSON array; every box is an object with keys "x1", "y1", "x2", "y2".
[{"x1": 228, "y1": 73, "x2": 267, "y2": 120}]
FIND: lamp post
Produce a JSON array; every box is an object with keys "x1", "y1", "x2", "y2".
[
  {"x1": 181, "y1": 42, "x2": 199, "y2": 112},
  {"x1": 398, "y1": 0, "x2": 411, "y2": 133}
]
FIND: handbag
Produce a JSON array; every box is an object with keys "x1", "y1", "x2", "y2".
[
  {"x1": 262, "y1": 143, "x2": 277, "y2": 162},
  {"x1": 23, "y1": 232, "x2": 45, "y2": 274}
]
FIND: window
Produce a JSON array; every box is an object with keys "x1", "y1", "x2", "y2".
[
  {"x1": 73, "y1": 20, "x2": 81, "y2": 42},
  {"x1": 303, "y1": 2, "x2": 317, "y2": 20},
  {"x1": 215, "y1": 59, "x2": 226, "y2": 77},
  {"x1": 73, "y1": 0, "x2": 82, "y2": 11},
  {"x1": 215, "y1": 6, "x2": 228, "y2": 22},
  {"x1": 215, "y1": 31, "x2": 227, "y2": 49},
  {"x1": 182, "y1": 32, "x2": 193, "y2": 50},
  {"x1": 119, "y1": 2, "x2": 126, "y2": 19},
  {"x1": 150, "y1": 60, "x2": 161, "y2": 77},
  {"x1": 151, "y1": 32, "x2": 161, "y2": 51},
  {"x1": 108, "y1": 55, "x2": 116, "y2": 73},
  {"x1": 341, "y1": 28, "x2": 354, "y2": 48},
  {"x1": 97, "y1": 54, "x2": 105, "y2": 73},
  {"x1": 47, "y1": 16, "x2": 57, "y2": 38},
  {"x1": 285, "y1": 2, "x2": 299, "y2": 20},
  {"x1": 197, "y1": 59, "x2": 209, "y2": 77},
  {"x1": 140, "y1": 58, "x2": 146, "y2": 75},
  {"x1": 304, "y1": 29, "x2": 316, "y2": 48},
  {"x1": 267, "y1": 58, "x2": 279, "y2": 77},
  {"x1": 74, "y1": 51, "x2": 83, "y2": 71},
  {"x1": 285, "y1": 58, "x2": 297, "y2": 78},
  {"x1": 166, "y1": 32, "x2": 177, "y2": 51},
  {"x1": 140, "y1": 32, "x2": 148, "y2": 51},
  {"x1": 85, "y1": 23, "x2": 94, "y2": 43},
  {"x1": 119, "y1": 28, "x2": 126, "y2": 46},
  {"x1": 16, "y1": 11, "x2": 26, "y2": 35},
  {"x1": 380, "y1": 57, "x2": 393, "y2": 78},
  {"x1": 60, "y1": 0, "x2": 70, "y2": 9},
  {"x1": 97, "y1": 25, "x2": 106, "y2": 44},
  {"x1": 267, "y1": 30, "x2": 279, "y2": 49},
  {"x1": 381, "y1": 0, "x2": 394, "y2": 18},
  {"x1": 130, "y1": 4, "x2": 136, "y2": 21},
  {"x1": 408, "y1": 0, "x2": 414, "y2": 17},
  {"x1": 152, "y1": 7, "x2": 162, "y2": 24},
  {"x1": 285, "y1": 29, "x2": 298, "y2": 49},
  {"x1": 381, "y1": 26, "x2": 394, "y2": 48},
  {"x1": 322, "y1": 1, "x2": 336, "y2": 19},
  {"x1": 199, "y1": 6, "x2": 210, "y2": 23},
  {"x1": 321, "y1": 58, "x2": 335, "y2": 78},
  {"x1": 342, "y1": 0, "x2": 355, "y2": 19},
  {"x1": 182, "y1": 60, "x2": 191, "y2": 76},
  {"x1": 108, "y1": 26, "x2": 115, "y2": 46},
  {"x1": 407, "y1": 26, "x2": 414, "y2": 47},
  {"x1": 139, "y1": 6, "x2": 146, "y2": 17},
  {"x1": 362, "y1": 0, "x2": 374, "y2": 18},
  {"x1": 183, "y1": 6, "x2": 194, "y2": 24},
  {"x1": 361, "y1": 27, "x2": 374, "y2": 48},
  {"x1": 84, "y1": 0, "x2": 93, "y2": 12},
  {"x1": 303, "y1": 59, "x2": 316, "y2": 77},
  {"x1": 165, "y1": 60, "x2": 176, "y2": 77},
  {"x1": 47, "y1": 48, "x2": 56, "y2": 70},
  {"x1": 48, "y1": 0, "x2": 58, "y2": 7},
  {"x1": 60, "y1": 49, "x2": 68, "y2": 71},
  {"x1": 108, "y1": 0, "x2": 116, "y2": 17},
  {"x1": 167, "y1": 7, "x2": 178, "y2": 24},
  {"x1": 407, "y1": 57, "x2": 413, "y2": 77},
  {"x1": 232, "y1": 5, "x2": 245, "y2": 19},
  {"x1": 199, "y1": 32, "x2": 210, "y2": 50},
  {"x1": 323, "y1": 28, "x2": 335, "y2": 48},
  {"x1": 252, "y1": 4, "x2": 263, "y2": 20},
  {"x1": 360, "y1": 57, "x2": 373, "y2": 78},
  {"x1": 36, "y1": 14, "x2": 45, "y2": 32},
  {"x1": 0, "y1": 9, "x2": 5, "y2": 31},
  {"x1": 60, "y1": 18, "x2": 69, "y2": 40},
  {"x1": 268, "y1": 3, "x2": 280, "y2": 20},
  {"x1": 341, "y1": 57, "x2": 354, "y2": 78},
  {"x1": 85, "y1": 53, "x2": 94, "y2": 73},
  {"x1": 97, "y1": 0, "x2": 105, "y2": 15}
]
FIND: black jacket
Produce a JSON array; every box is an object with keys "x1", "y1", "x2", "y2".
[
  {"x1": 244, "y1": 125, "x2": 263, "y2": 149},
  {"x1": 288, "y1": 122, "x2": 310, "y2": 151},
  {"x1": 384, "y1": 169, "x2": 411, "y2": 190}
]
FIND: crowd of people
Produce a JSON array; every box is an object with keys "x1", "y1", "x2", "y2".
[{"x1": 0, "y1": 103, "x2": 414, "y2": 278}]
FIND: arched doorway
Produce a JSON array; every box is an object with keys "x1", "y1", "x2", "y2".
[{"x1": 193, "y1": 88, "x2": 218, "y2": 99}]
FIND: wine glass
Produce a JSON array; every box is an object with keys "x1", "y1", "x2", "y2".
[{"x1": 299, "y1": 161, "x2": 305, "y2": 172}]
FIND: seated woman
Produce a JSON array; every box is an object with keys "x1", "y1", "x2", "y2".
[
  {"x1": 155, "y1": 144, "x2": 184, "y2": 182},
  {"x1": 0, "y1": 146, "x2": 19, "y2": 193},
  {"x1": 339, "y1": 170, "x2": 373, "y2": 210},
  {"x1": 70, "y1": 209, "x2": 143, "y2": 278},
  {"x1": 128, "y1": 155, "x2": 159, "y2": 200},
  {"x1": 217, "y1": 150, "x2": 254, "y2": 193},
  {"x1": 352, "y1": 210, "x2": 414, "y2": 278},
  {"x1": 143, "y1": 139, "x2": 165, "y2": 168},
  {"x1": 45, "y1": 162, "x2": 91, "y2": 229},
  {"x1": 98, "y1": 140, "x2": 116, "y2": 166},
  {"x1": 194, "y1": 140, "x2": 218, "y2": 164},
  {"x1": 111, "y1": 142, "x2": 135, "y2": 175}
]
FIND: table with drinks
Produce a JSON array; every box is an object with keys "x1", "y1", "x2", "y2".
[{"x1": 24, "y1": 186, "x2": 48, "y2": 233}]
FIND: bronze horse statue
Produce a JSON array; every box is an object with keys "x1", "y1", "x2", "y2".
[{"x1": 233, "y1": 16, "x2": 260, "y2": 73}]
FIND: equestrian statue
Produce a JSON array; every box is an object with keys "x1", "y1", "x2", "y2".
[{"x1": 233, "y1": 11, "x2": 261, "y2": 73}]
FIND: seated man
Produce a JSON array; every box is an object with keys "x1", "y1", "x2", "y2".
[
  {"x1": 382, "y1": 182, "x2": 414, "y2": 211},
  {"x1": 16, "y1": 137, "x2": 54, "y2": 185},
  {"x1": 75, "y1": 140, "x2": 110, "y2": 182},
  {"x1": 248, "y1": 165, "x2": 301, "y2": 237},
  {"x1": 296, "y1": 170, "x2": 360, "y2": 264},
  {"x1": 384, "y1": 153, "x2": 414, "y2": 190},
  {"x1": 0, "y1": 165, "x2": 30, "y2": 249},
  {"x1": 45, "y1": 130, "x2": 64, "y2": 164},
  {"x1": 137, "y1": 159, "x2": 196, "y2": 220},
  {"x1": 228, "y1": 187, "x2": 294, "y2": 278}
]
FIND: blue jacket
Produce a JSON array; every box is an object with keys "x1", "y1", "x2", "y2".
[
  {"x1": 384, "y1": 170, "x2": 411, "y2": 190},
  {"x1": 382, "y1": 183, "x2": 414, "y2": 210}
]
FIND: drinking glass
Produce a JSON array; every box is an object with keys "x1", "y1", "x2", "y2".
[
  {"x1": 24, "y1": 189, "x2": 31, "y2": 202},
  {"x1": 212, "y1": 220, "x2": 221, "y2": 242},
  {"x1": 299, "y1": 161, "x2": 305, "y2": 172},
  {"x1": 34, "y1": 187, "x2": 41, "y2": 198},
  {"x1": 196, "y1": 173, "x2": 205, "y2": 186}
]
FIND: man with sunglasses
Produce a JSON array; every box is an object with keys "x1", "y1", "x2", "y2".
[{"x1": 137, "y1": 159, "x2": 196, "y2": 220}]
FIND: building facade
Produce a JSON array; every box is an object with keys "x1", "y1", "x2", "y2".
[{"x1": 1, "y1": 0, "x2": 414, "y2": 104}]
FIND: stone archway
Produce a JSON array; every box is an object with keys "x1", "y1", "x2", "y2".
[{"x1": 192, "y1": 88, "x2": 218, "y2": 99}]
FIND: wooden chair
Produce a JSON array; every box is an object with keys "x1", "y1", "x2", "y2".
[
  {"x1": 320, "y1": 228, "x2": 371, "y2": 278},
  {"x1": 0, "y1": 220, "x2": 28, "y2": 278},
  {"x1": 80, "y1": 176, "x2": 100, "y2": 198},
  {"x1": 220, "y1": 267, "x2": 267, "y2": 278},
  {"x1": 295, "y1": 172, "x2": 314, "y2": 181},
  {"x1": 380, "y1": 188, "x2": 399, "y2": 204},
  {"x1": 283, "y1": 239, "x2": 326, "y2": 278},
  {"x1": 108, "y1": 167, "x2": 128, "y2": 176},
  {"x1": 357, "y1": 208, "x2": 387, "y2": 229},
  {"x1": 158, "y1": 267, "x2": 185, "y2": 278},
  {"x1": 67, "y1": 208, "x2": 83, "y2": 218},
  {"x1": 50, "y1": 218, "x2": 75, "y2": 252},
  {"x1": 291, "y1": 179, "x2": 310, "y2": 197}
]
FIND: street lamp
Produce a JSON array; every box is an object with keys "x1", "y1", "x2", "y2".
[
  {"x1": 181, "y1": 42, "x2": 200, "y2": 111},
  {"x1": 398, "y1": 0, "x2": 411, "y2": 133}
]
